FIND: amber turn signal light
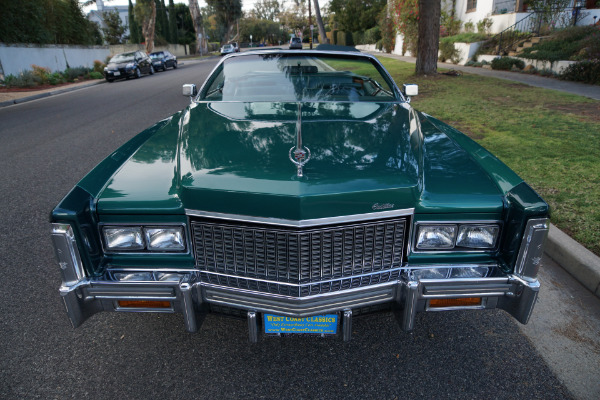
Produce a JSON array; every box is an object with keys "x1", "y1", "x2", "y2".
[
  {"x1": 429, "y1": 297, "x2": 482, "y2": 308},
  {"x1": 118, "y1": 300, "x2": 172, "y2": 309}
]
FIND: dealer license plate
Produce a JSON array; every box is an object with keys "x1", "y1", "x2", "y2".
[
  {"x1": 264, "y1": 314, "x2": 338, "y2": 335},
  {"x1": 113, "y1": 71, "x2": 120, "y2": 76}
]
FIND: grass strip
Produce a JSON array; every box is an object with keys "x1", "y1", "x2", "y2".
[{"x1": 376, "y1": 57, "x2": 600, "y2": 256}]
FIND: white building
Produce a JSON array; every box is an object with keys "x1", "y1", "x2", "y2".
[
  {"x1": 87, "y1": 0, "x2": 130, "y2": 42},
  {"x1": 449, "y1": 0, "x2": 600, "y2": 34}
]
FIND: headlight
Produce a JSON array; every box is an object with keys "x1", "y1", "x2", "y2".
[
  {"x1": 415, "y1": 225, "x2": 456, "y2": 249},
  {"x1": 412, "y1": 268, "x2": 451, "y2": 280},
  {"x1": 102, "y1": 225, "x2": 186, "y2": 252},
  {"x1": 145, "y1": 227, "x2": 185, "y2": 251},
  {"x1": 125, "y1": 62, "x2": 134, "y2": 69},
  {"x1": 104, "y1": 227, "x2": 144, "y2": 250},
  {"x1": 103, "y1": 67, "x2": 108, "y2": 71},
  {"x1": 415, "y1": 223, "x2": 500, "y2": 251},
  {"x1": 456, "y1": 225, "x2": 499, "y2": 249}
]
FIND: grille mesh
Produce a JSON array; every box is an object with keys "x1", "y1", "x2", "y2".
[{"x1": 191, "y1": 218, "x2": 406, "y2": 296}]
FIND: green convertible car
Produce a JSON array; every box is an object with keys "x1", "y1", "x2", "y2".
[{"x1": 51, "y1": 48, "x2": 549, "y2": 341}]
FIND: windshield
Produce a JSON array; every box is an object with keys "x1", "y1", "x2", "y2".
[
  {"x1": 150, "y1": 53, "x2": 164, "y2": 59},
  {"x1": 110, "y1": 53, "x2": 136, "y2": 63},
  {"x1": 201, "y1": 53, "x2": 397, "y2": 102},
  {"x1": 291, "y1": 38, "x2": 301, "y2": 43},
  {"x1": 223, "y1": 45, "x2": 233, "y2": 49}
]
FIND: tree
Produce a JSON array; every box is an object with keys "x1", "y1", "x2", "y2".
[
  {"x1": 313, "y1": 0, "x2": 328, "y2": 44},
  {"x1": 101, "y1": 9, "x2": 126, "y2": 44},
  {"x1": 251, "y1": 0, "x2": 282, "y2": 21},
  {"x1": 188, "y1": 0, "x2": 206, "y2": 54},
  {"x1": 329, "y1": 0, "x2": 386, "y2": 32},
  {"x1": 0, "y1": 0, "x2": 101, "y2": 45},
  {"x1": 205, "y1": 0, "x2": 243, "y2": 43},
  {"x1": 128, "y1": 0, "x2": 142, "y2": 43},
  {"x1": 415, "y1": 0, "x2": 441, "y2": 75},
  {"x1": 168, "y1": 0, "x2": 178, "y2": 44},
  {"x1": 135, "y1": 0, "x2": 157, "y2": 53}
]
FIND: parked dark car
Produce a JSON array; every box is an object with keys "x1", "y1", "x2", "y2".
[
  {"x1": 149, "y1": 50, "x2": 178, "y2": 71},
  {"x1": 104, "y1": 51, "x2": 154, "y2": 82},
  {"x1": 289, "y1": 37, "x2": 302, "y2": 49},
  {"x1": 52, "y1": 49, "x2": 549, "y2": 342}
]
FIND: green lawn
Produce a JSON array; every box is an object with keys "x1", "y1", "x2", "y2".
[{"x1": 376, "y1": 57, "x2": 600, "y2": 256}]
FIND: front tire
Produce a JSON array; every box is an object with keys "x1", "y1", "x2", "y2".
[
  {"x1": 106, "y1": 78, "x2": 114, "y2": 83},
  {"x1": 149, "y1": 65, "x2": 154, "y2": 75},
  {"x1": 173, "y1": 61, "x2": 178, "y2": 69},
  {"x1": 134, "y1": 68, "x2": 141, "y2": 79}
]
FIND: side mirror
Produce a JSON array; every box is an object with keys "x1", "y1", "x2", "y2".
[
  {"x1": 182, "y1": 84, "x2": 197, "y2": 99},
  {"x1": 403, "y1": 84, "x2": 418, "y2": 98}
]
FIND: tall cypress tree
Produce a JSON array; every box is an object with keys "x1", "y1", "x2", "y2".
[
  {"x1": 128, "y1": 0, "x2": 141, "y2": 43},
  {"x1": 160, "y1": 0, "x2": 169, "y2": 41},
  {"x1": 168, "y1": 0, "x2": 178, "y2": 44}
]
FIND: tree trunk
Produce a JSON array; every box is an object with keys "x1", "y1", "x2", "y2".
[
  {"x1": 141, "y1": 1, "x2": 156, "y2": 53},
  {"x1": 313, "y1": 0, "x2": 328, "y2": 44},
  {"x1": 188, "y1": 0, "x2": 205, "y2": 54},
  {"x1": 415, "y1": 0, "x2": 441, "y2": 76}
]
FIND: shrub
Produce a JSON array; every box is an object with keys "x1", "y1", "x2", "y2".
[
  {"x1": 491, "y1": 57, "x2": 525, "y2": 70},
  {"x1": 477, "y1": 18, "x2": 493, "y2": 35},
  {"x1": 519, "y1": 26, "x2": 600, "y2": 62},
  {"x1": 3, "y1": 71, "x2": 38, "y2": 88},
  {"x1": 439, "y1": 41, "x2": 460, "y2": 63},
  {"x1": 337, "y1": 31, "x2": 346, "y2": 46},
  {"x1": 440, "y1": 12, "x2": 462, "y2": 37},
  {"x1": 89, "y1": 71, "x2": 104, "y2": 80},
  {"x1": 364, "y1": 26, "x2": 381, "y2": 44},
  {"x1": 560, "y1": 60, "x2": 600, "y2": 85},
  {"x1": 64, "y1": 67, "x2": 90, "y2": 81},
  {"x1": 464, "y1": 21, "x2": 474, "y2": 33},
  {"x1": 31, "y1": 65, "x2": 51, "y2": 84},
  {"x1": 352, "y1": 31, "x2": 364, "y2": 45},
  {"x1": 441, "y1": 32, "x2": 488, "y2": 44},
  {"x1": 48, "y1": 72, "x2": 65, "y2": 85},
  {"x1": 93, "y1": 60, "x2": 105, "y2": 74}
]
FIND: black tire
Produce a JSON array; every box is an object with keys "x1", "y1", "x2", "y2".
[
  {"x1": 173, "y1": 61, "x2": 178, "y2": 69},
  {"x1": 106, "y1": 78, "x2": 114, "y2": 83},
  {"x1": 162, "y1": 65, "x2": 167, "y2": 71},
  {"x1": 134, "y1": 68, "x2": 141, "y2": 79},
  {"x1": 149, "y1": 65, "x2": 154, "y2": 75}
]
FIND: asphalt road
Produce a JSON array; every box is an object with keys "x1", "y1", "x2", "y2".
[{"x1": 0, "y1": 58, "x2": 574, "y2": 399}]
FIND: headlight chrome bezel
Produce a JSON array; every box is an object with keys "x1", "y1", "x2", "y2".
[
  {"x1": 101, "y1": 224, "x2": 188, "y2": 253},
  {"x1": 414, "y1": 222, "x2": 501, "y2": 252}
]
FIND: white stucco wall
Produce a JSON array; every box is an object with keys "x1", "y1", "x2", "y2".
[{"x1": 0, "y1": 44, "x2": 110, "y2": 76}]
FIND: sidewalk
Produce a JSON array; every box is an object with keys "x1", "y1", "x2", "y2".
[
  {"x1": 0, "y1": 79, "x2": 105, "y2": 107},
  {"x1": 372, "y1": 52, "x2": 600, "y2": 100}
]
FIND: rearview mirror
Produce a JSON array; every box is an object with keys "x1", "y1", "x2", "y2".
[
  {"x1": 182, "y1": 84, "x2": 197, "y2": 98},
  {"x1": 403, "y1": 84, "x2": 418, "y2": 97}
]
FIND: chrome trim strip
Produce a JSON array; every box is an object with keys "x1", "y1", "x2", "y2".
[
  {"x1": 199, "y1": 268, "x2": 404, "y2": 288},
  {"x1": 185, "y1": 208, "x2": 414, "y2": 227},
  {"x1": 200, "y1": 280, "x2": 398, "y2": 301},
  {"x1": 51, "y1": 223, "x2": 85, "y2": 286},
  {"x1": 515, "y1": 218, "x2": 550, "y2": 281}
]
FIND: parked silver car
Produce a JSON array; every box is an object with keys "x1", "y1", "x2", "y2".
[{"x1": 220, "y1": 44, "x2": 235, "y2": 56}]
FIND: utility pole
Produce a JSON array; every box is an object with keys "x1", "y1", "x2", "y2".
[{"x1": 308, "y1": 0, "x2": 313, "y2": 49}]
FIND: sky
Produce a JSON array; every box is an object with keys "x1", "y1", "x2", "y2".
[{"x1": 81, "y1": 0, "x2": 262, "y2": 14}]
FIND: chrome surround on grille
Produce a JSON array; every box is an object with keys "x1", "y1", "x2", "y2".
[
  {"x1": 188, "y1": 211, "x2": 410, "y2": 297},
  {"x1": 185, "y1": 208, "x2": 414, "y2": 227}
]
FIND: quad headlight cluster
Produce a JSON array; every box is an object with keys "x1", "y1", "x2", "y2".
[
  {"x1": 415, "y1": 224, "x2": 500, "y2": 251},
  {"x1": 102, "y1": 226, "x2": 186, "y2": 252}
]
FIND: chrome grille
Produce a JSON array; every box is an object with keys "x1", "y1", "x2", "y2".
[{"x1": 191, "y1": 218, "x2": 406, "y2": 296}]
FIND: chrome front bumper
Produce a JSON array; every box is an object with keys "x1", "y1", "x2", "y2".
[{"x1": 59, "y1": 270, "x2": 540, "y2": 341}]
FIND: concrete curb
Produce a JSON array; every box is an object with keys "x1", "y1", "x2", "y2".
[
  {"x1": 0, "y1": 80, "x2": 104, "y2": 108},
  {"x1": 545, "y1": 224, "x2": 600, "y2": 298}
]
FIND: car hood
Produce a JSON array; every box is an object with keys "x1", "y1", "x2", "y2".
[
  {"x1": 107, "y1": 62, "x2": 133, "y2": 69},
  {"x1": 96, "y1": 102, "x2": 506, "y2": 218}
]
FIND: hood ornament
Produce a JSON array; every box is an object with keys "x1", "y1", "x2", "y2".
[{"x1": 289, "y1": 102, "x2": 311, "y2": 177}]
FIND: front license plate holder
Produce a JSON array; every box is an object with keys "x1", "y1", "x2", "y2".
[
  {"x1": 113, "y1": 71, "x2": 120, "y2": 76},
  {"x1": 264, "y1": 314, "x2": 338, "y2": 335}
]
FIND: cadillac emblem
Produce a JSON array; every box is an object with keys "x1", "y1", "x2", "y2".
[
  {"x1": 289, "y1": 102, "x2": 311, "y2": 177},
  {"x1": 289, "y1": 145, "x2": 311, "y2": 177}
]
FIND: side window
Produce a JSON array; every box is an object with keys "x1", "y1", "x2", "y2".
[{"x1": 202, "y1": 66, "x2": 224, "y2": 100}]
